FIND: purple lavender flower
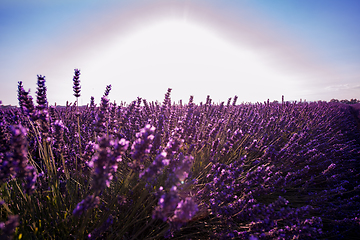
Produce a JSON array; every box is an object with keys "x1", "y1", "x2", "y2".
[
  {"x1": 23, "y1": 165, "x2": 37, "y2": 194},
  {"x1": 139, "y1": 151, "x2": 167, "y2": 181},
  {"x1": 88, "y1": 136, "x2": 113, "y2": 191},
  {"x1": 17, "y1": 81, "x2": 27, "y2": 114},
  {"x1": 51, "y1": 120, "x2": 67, "y2": 157},
  {"x1": 1, "y1": 125, "x2": 37, "y2": 194},
  {"x1": 0, "y1": 156, "x2": 15, "y2": 184},
  {"x1": 0, "y1": 120, "x2": 8, "y2": 158},
  {"x1": 172, "y1": 197, "x2": 198, "y2": 223},
  {"x1": 87, "y1": 135, "x2": 128, "y2": 192},
  {"x1": 232, "y1": 95, "x2": 238, "y2": 106},
  {"x1": 49, "y1": 105, "x2": 57, "y2": 122},
  {"x1": 221, "y1": 128, "x2": 243, "y2": 155},
  {"x1": 113, "y1": 138, "x2": 129, "y2": 161},
  {"x1": 226, "y1": 97, "x2": 232, "y2": 108},
  {"x1": 130, "y1": 124, "x2": 155, "y2": 168},
  {"x1": 104, "y1": 84, "x2": 112, "y2": 97},
  {"x1": 162, "y1": 88, "x2": 172, "y2": 108},
  {"x1": 35, "y1": 75, "x2": 50, "y2": 140},
  {"x1": 90, "y1": 96, "x2": 95, "y2": 108},
  {"x1": 9, "y1": 125, "x2": 29, "y2": 175},
  {"x1": 153, "y1": 186, "x2": 180, "y2": 222},
  {"x1": 81, "y1": 141, "x2": 95, "y2": 174},
  {"x1": 73, "y1": 194, "x2": 100, "y2": 217},
  {"x1": 322, "y1": 163, "x2": 336, "y2": 175},
  {"x1": 94, "y1": 96, "x2": 110, "y2": 135},
  {"x1": 17, "y1": 81, "x2": 35, "y2": 119},
  {"x1": 164, "y1": 127, "x2": 184, "y2": 160},
  {"x1": 0, "y1": 215, "x2": 19, "y2": 240},
  {"x1": 182, "y1": 96, "x2": 194, "y2": 135},
  {"x1": 73, "y1": 69, "x2": 81, "y2": 98},
  {"x1": 36, "y1": 75, "x2": 48, "y2": 110},
  {"x1": 140, "y1": 126, "x2": 194, "y2": 187},
  {"x1": 172, "y1": 153, "x2": 194, "y2": 183}
]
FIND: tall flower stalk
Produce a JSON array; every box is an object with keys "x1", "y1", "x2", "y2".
[
  {"x1": 73, "y1": 69, "x2": 81, "y2": 103},
  {"x1": 73, "y1": 69, "x2": 82, "y2": 162},
  {"x1": 35, "y1": 75, "x2": 50, "y2": 142}
]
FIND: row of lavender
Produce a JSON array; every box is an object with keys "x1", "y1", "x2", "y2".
[{"x1": 0, "y1": 70, "x2": 359, "y2": 239}]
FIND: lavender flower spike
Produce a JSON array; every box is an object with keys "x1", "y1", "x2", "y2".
[
  {"x1": 173, "y1": 154, "x2": 194, "y2": 183},
  {"x1": 73, "y1": 194, "x2": 100, "y2": 217},
  {"x1": 153, "y1": 186, "x2": 180, "y2": 222},
  {"x1": 88, "y1": 136, "x2": 113, "y2": 191},
  {"x1": 94, "y1": 96, "x2": 110, "y2": 135},
  {"x1": 87, "y1": 136, "x2": 129, "y2": 192},
  {"x1": 36, "y1": 75, "x2": 48, "y2": 110},
  {"x1": 0, "y1": 215, "x2": 19, "y2": 240},
  {"x1": 6, "y1": 125, "x2": 37, "y2": 194},
  {"x1": 17, "y1": 81, "x2": 35, "y2": 119},
  {"x1": 131, "y1": 124, "x2": 156, "y2": 162},
  {"x1": 51, "y1": 120, "x2": 67, "y2": 157},
  {"x1": 130, "y1": 124, "x2": 155, "y2": 171},
  {"x1": 172, "y1": 197, "x2": 198, "y2": 223},
  {"x1": 104, "y1": 84, "x2": 112, "y2": 97},
  {"x1": 73, "y1": 69, "x2": 81, "y2": 98},
  {"x1": 35, "y1": 75, "x2": 50, "y2": 140}
]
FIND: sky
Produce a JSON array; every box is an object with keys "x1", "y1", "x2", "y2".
[{"x1": 1, "y1": 0, "x2": 360, "y2": 106}]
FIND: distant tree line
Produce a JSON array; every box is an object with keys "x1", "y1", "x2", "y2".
[{"x1": 330, "y1": 98, "x2": 360, "y2": 104}]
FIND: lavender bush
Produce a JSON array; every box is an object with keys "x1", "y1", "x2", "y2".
[{"x1": 0, "y1": 70, "x2": 359, "y2": 239}]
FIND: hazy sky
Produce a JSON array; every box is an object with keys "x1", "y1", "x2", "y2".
[{"x1": 1, "y1": 0, "x2": 360, "y2": 106}]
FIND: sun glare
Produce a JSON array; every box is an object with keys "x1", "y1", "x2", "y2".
[{"x1": 80, "y1": 19, "x2": 305, "y2": 103}]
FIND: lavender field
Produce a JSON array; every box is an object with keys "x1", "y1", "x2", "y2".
[{"x1": 0, "y1": 70, "x2": 359, "y2": 239}]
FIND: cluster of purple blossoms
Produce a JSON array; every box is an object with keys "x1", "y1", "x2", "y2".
[
  {"x1": 153, "y1": 185, "x2": 198, "y2": 238},
  {"x1": 51, "y1": 120, "x2": 67, "y2": 158},
  {"x1": 172, "y1": 153, "x2": 194, "y2": 183},
  {"x1": 74, "y1": 117, "x2": 129, "y2": 217},
  {"x1": 0, "y1": 115, "x2": 8, "y2": 155},
  {"x1": 129, "y1": 124, "x2": 155, "y2": 170},
  {"x1": 17, "y1": 81, "x2": 35, "y2": 120},
  {"x1": 221, "y1": 128, "x2": 243, "y2": 155},
  {"x1": 90, "y1": 96, "x2": 95, "y2": 108},
  {"x1": 80, "y1": 141, "x2": 96, "y2": 175},
  {"x1": 125, "y1": 123, "x2": 198, "y2": 233},
  {"x1": 73, "y1": 194, "x2": 100, "y2": 217},
  {"x1": 172, "y1": 197, "x2": 198, "y2": 223},
  {"x1": 94, "y1": 95, "x2": 110, "y2": 135},
  {"x1": 0, "y1": 215, "x2": 19, "y2": 240},
  {"x1": 87, "y1": 136, "x2": 129, "y2": 193},
  {"x1": 0, "y1": 125, "x2": 37, "y2": 195},
  {"x1": 139, "y1": 151, "x2": 167, "y2": 181},
  {"x1": 152, "y1": 186, "x2": 180, "y2": 222},
  {"x1": 35, "y1": 75, "x2": 50, "y2": 141},
  {"x1": 139, "y1": 126, "x2": 188, "y2": 184}
]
